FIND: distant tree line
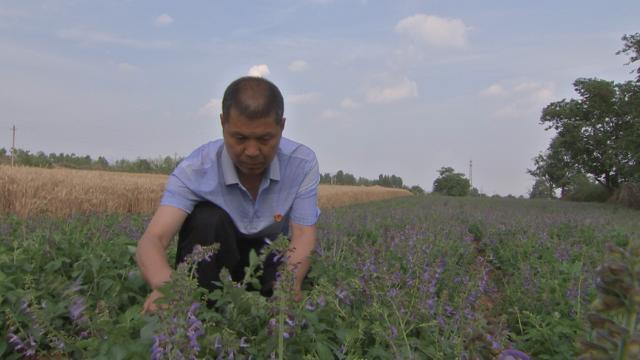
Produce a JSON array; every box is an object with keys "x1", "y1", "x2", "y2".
[
  {"x1": 0, "y1": 149, "x2": 429, "y2": 195},
  {"x1": 0, "y1": 148, "x2": 183, "y2": 174},
  {"x1": 528, "y1": 33, "x2": 640, "y2": 205},
  {"x1": 320, "y1": 170, "x2": 425, "y2": 194}
]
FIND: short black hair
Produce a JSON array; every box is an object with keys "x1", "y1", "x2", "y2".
[{"x1": 221, "y1": 76, "x2": 284, "y2": 125}]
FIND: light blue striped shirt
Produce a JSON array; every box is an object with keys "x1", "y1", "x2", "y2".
[{"x1": 160, "y1": 137, "x2": 320, "y2": 239}]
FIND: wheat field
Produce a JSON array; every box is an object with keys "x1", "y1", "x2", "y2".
[{"x1": 0, "y1": 166, "x2": 412, "y2": 218}]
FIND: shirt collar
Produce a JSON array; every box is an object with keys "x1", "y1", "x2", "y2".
[
  {"x1": 221, "y1": 144, "x2": 280, "y2": 185},
  {"x1": 268, "y1": 153, "x2": 280, "y2": 181}
]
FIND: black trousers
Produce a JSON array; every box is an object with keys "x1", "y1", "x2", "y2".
[{"x1": 175, "y1": 202, "x2": 280, "y2": 297}]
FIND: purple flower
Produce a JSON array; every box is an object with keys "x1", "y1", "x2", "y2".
[
  {"x1": 390, "y1": 325, "x2": 398, "y2": 339},
  {"x1": 69, "y1": 296, "x2": 88, "y2": 324},
  {"x1": 7, "y1": 333, "x2": 24, "y2": 352},
  {"x1": 7, "y1": 333, "x2": 37, "y2": 357},
  {"x1": 239, "y1": 337, "x2": 249, "y2": 348},
  {"x1": 151, "y1": 334, "x2": 167, "y2": 360},
  {"x1": 19, "y1": 299, "x2": 29, "y2": 313},
  {"x1": 486, "y1": 334, "x2": 500, "y2": 351},
  {"x1": 497, "y1": 349, "x2": 530, "y2": 360},
  {"x1": 52, "y1": 337, "x2": 65, "y2": 350},
  {"x1": 285, "y1": 315, "x2": 296, "y2": 327},
  {"x1": 267, "y1": 318, "x2": 277, "y2": 335},
  {"x1": 317, "y1": 295, "x2": 326, "y2": 308},
  {"x1": 336, "y1": 288, "x2": 351, "y2": 305},
  {"x1": 305, "y1": 299, "x2": 317, "y2": 311}
]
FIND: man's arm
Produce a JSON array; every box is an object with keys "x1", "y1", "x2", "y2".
[
  {"x1": 136, "y1": 205, "x2": 188, "y2": 312},
  {"x1": 288, "y1": 222, "x2": 317, "y2": 301}
]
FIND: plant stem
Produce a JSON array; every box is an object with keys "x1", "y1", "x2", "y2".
[{"x1": 278, "y1": 287, "x2": 285, "y2": 360}]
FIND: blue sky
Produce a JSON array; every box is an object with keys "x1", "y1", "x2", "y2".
[{"x1": 1, "y1": 0, "x2": 638, "y2": 195}]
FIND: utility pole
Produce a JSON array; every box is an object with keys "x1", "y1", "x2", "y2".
[
  {"x1": 11, "y1": 125, "x2": 16, "y2": 167},
  {"x1": 469, "y1": 159, "x2": 473, "y2": 187}
]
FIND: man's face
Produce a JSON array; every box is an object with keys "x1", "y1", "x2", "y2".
[{"x1": 222, "y1": 109, "x2": 285, "y2": 178}]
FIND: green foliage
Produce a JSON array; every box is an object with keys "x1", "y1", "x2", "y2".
[
  {"x1": 409, "y1": 185, "x2": 425, "y2": 195},
  {"x1": 0, "y1": 147, "x2": 183, "y2": 174},
  {"x1": 2, "y1": 197, "x2": 640, "y2": 358},
  {"x1": 528, "y1": 138, "x2": 577, "y2": 195},
  {"x1": 578, "y1": 241, "x2": 640, "y2": 359},
  {"x1": 529, "y1": 178, "x2": 555, "y2": 199},
  {"x1": 617, "y1": 32, "x2": 640, "y2": 81},
  {"x1": 432, "y1": 166, "x2": 471, "y2": 196},
  {"x1": 563, "y1": 174, "x2": 611, "y2": 202},
  {"x1": 540, "y1": 78, "x2": 639, "y2": 192},
  {"x1": 533, "y1": 34, "x2": 640, "y2": 202},
  {"x1": 320, "y1": 170, "x2": 418, "y2": 190}
]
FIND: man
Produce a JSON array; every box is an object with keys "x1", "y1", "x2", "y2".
[{"x1": 136, "y1": 76, "x2": 320, "y2": 313}]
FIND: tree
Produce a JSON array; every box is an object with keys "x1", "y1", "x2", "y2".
[
  {"x1": 410, "y1": 185, "x2": 425, "y2": 195},
  {"x1": 529, "y1": 178, "x2": 554, "y2": 199},
  {"x1": 432, "y1": 166, "x2": 471, "y2": 196},
  {"x1": 95, "y1": 156, "x2": 109, "y2": 169},
  {"x1": 527, "y1": 137, "x2": 577, "y2": 196},
  {"x1": 540, "y1": 78, "x2": 640, "y2": 192},
  {"x1": 618, "y1": 32, "x2": 640, "y2": 81}
]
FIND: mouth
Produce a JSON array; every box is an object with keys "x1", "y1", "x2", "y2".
[{"x1": 241, "y1": 163, "x2": 265, "y2": 172}]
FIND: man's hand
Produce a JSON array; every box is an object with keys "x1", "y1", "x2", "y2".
[
  {"x1": 142, "y1": 289, "x2": 165, "y2": 314},
  {"x1": 136, "y1": 206, "x2": 187, "y2": 312},
  {"x1": 293, "y1": 288, "x2": 304, "y2": 302},
  {"x1": 288, "y1": 222, "x2": 317, "y2": 301}
]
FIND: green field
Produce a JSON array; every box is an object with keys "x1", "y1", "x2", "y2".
[{"x1": 1, "y1": 195, "x2": 639, "y2": 359}]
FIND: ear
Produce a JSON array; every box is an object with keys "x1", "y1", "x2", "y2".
[
  {"x1": 220, "y1": 113, "x2": 225, "y2": 129},
  {"x1": 280, "y1": 117, "x2": 286, "y2": 132}
]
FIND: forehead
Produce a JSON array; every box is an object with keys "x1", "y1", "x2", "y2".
[{"x1": 225, "y1": 110, "x2": 281, "y2": 135}]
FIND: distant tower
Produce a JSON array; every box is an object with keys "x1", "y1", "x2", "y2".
[
  {"x1": 469, "y1": 159, "x2": 473, "y2": 187},
  {"x1": 11, "y1": 125, "x2": 16, "y2": 167}
]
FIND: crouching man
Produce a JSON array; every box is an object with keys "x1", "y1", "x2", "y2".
[{"x1": 135, "y1": 76, "x2": 320, "y2": 312}]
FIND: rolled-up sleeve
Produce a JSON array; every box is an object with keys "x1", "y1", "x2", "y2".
[
  {"x1": 290, "y1": 156, "x2": 321, "y2": 225},
  {"x1": 160, "y1": 174, "x2": 201, "y2": 214}
]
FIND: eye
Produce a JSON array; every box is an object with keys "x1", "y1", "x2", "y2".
[
  {"x1": 259, "y1": 136, "x2": 272, "y2": 142},
  {"x1": 235, "y1": 135, "x2": 247, "y2": 142}
]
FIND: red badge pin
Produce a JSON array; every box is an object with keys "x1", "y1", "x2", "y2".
[{"x1": 274, "y1": 213, "x2": 283, "y2": 222}]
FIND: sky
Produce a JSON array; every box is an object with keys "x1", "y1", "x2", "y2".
[{"x1": 1, "y1": 0, "x2": 639, "y2": 195}]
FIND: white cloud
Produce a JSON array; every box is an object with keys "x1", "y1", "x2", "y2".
[
  {"x1": 514, "y1": 81, "x2": 540, "y2": 92},
  {"x1": 532, "y1": 88, "x2": 554, "y2": 103},
  {"x1": 288, "y1": 60, "x2": 309, "y2": 72},
  {"x1": 198, "y1": 98, "x2": 221, "y2": 117},
  {"x1": 366, "y1": 77, "x2": 418, "y2": 104},
  {"x1": 117, "y1": 62, "x2": 137, "y2": 72},
  {"x1": 288, "y1": 92, "x2": 320, "y2": 105},
  {"x1": 58, "y1": 28, "x2": 171, "y2": 49},
  {"x1": 489, "y1": 81, "x2": 555, "y2": 119},
  {"x1": 321, "y1": 109, "x2": 341, "y2": 119},
  {"x1": 492, "y1": 105, "x2": 520, "y2": 119},
  {"x1": 480, "y1": 84, "x2": 506, "y2": 97},
  {"x1": 395, "y1": 14, "x2": 468, "y2": 48},
  {"x1": 340, "y1": 97, "x2": 360, "y2": 109},
  {"x1": 247, "y1": 64, "x2": 270, "y2": 77},
  {"x1": 154, "y1": 14, "x2": 174, "y2": 27}
]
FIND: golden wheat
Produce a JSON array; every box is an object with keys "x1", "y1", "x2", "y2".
[{"x1": 0, "y1": 166, "x2": 412, "y2": 218}]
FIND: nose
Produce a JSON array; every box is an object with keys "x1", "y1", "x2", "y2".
[{"x1": 245, "y1": 141, "x2": 260, "y2": 157}]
